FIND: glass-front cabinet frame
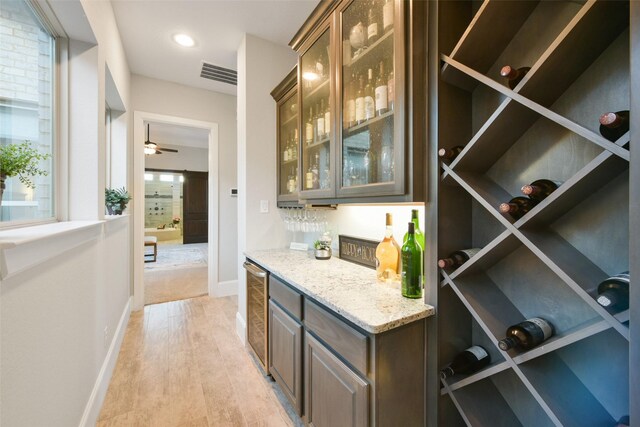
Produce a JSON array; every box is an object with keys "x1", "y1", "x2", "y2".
[
  {"x1": 336, "y1": 0, "x2": 406, "y2": 198},
  {"x1": 272, "y1": 67, "x2": 301, "y2": 207},
  {"x1": 298, "y1": 20, "x2": 336, "y2": 200}
]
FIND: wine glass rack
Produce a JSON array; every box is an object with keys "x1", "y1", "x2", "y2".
[{"x1": 427, "y1": 1, "x2": 634, "y2": 425}]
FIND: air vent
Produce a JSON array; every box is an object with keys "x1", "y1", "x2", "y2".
[{"x1": 200, "y1": 62, "x2": 237, "y2": 85}]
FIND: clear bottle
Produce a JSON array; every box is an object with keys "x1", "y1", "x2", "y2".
[
  {"x1": 312, "y1": 152, "x2": 320, "y2": 189},
  {"x1": 375, "y1": 213, "x2": 401, "y2": 283},
  {"x1": 367, "y1": 7, "x2": 379, "y2": 45},
  {"x1": 317, "y1": 99, "x2": 326, "y2": 140},
  {"x1": 375, "y1": 61, "x2": 388, "y2": 116},
  {"x1": 346, "y1": 73, "x2": 357, "y2": 128},
  {"x1": 403, "y1": 209, "x2": 425, "y2": 250},
  {"x1": 355, "y1": 75, "x2": 365, "y2": 125},
  {"x1": 364, "y1": 68, "x2": 375, "y2": 121},
  {"x1": 498, "y1": 318, "x2": 554, "y2": 351},
  {"x1": 291, "y1": 131, "x2": 298, "y2": 160},
  {"x1": 383, "y1": 0, "x2": 394, "y2": 32},
  {"x1": 324, "y1": 101, "x2": 331, "y2": 136},
  {"x1": 401, "y1": 222, "x2": 423, "y2": 299},
  {"x1": 305, "y1": 165, "x2": 314, "y2": 190},
  {"x1": 440, "y1": 346, "x2": 490, "y2": 379},
  {"x1": 305, "y1": 107, "x2": 314, "y2": 145}
]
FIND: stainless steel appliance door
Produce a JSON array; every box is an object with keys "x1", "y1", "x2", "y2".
[{"x1": 243, "y1": 261, "x2": 269, "y2": 373}]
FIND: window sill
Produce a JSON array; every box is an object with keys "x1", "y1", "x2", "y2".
[{"x1": 0, "y1": 221, "x2": 104, "y2": 280}]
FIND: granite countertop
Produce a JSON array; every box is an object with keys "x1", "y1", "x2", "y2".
[{"x1": 244, "y1": 249, "x2": 435, "y2": 334}]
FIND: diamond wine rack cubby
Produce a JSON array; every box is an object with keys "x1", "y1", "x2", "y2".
[{"x1": 427, "y1": 1, "x2": 634, "y2": 425}]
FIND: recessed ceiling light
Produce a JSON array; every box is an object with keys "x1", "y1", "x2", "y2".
[{"x1": 173, "y1": 33, "x2": 195, "y2": 47}]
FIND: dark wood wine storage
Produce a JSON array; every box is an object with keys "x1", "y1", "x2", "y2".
[{"x1": 426, "y1": 1, "x2": 636, "y2": 425}]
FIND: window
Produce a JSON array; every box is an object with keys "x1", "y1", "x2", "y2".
[{"x1": 0, "y1": 0, "x2": 55, "y2": 224}]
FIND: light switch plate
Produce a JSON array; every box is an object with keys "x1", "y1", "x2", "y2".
[{"x1": 260, "y1": 200, "x2": 269, "y2": 213}]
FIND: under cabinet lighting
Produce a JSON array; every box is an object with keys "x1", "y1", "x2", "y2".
[
  {"x1": 144, "y1": 173, "x2": 154, "y2": 181},
  {"x1": 173, "y1": 33, "x2": 195, "y2": 47},
  {"x1": 179, "y1": 175, "x2": 184, "y2": 183},
  {"x1": 160, "y1": 174, "x2": 174, "y2": 182}
]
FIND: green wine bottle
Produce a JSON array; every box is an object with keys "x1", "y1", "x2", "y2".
[
  {"x1": 403, "y1": 209, "x2": 425, "y2": 250},
  {"x1": 401, "y1": 222, "x2": 423, "y2": 299}
]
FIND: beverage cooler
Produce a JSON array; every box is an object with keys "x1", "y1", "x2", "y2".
[{"x1": 243, "y1": 260, "x2": 269, "y2": 374}]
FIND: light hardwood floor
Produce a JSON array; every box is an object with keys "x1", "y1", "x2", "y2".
[{"x1": 98, "y1": 296, "x2": 295, "y2": 427}]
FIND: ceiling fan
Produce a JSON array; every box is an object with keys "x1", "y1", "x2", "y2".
[{"x1": 144, "y1": 124, "x2": 179, "y2": 155}]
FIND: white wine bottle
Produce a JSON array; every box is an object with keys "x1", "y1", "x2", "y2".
[
  {"x1": 440, "y1": 346, "x2": 490, "y2": 379},
  {"x1": 498, "y1": 318, "x2": 554, "y2": 351},
  {"x1": 375, "y1": 213, "x2": 401, "y2": 283}
]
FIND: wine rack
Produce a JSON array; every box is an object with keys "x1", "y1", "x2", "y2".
[{"x1": 427, "y1": 1, "x2": 634, "y2": 425}]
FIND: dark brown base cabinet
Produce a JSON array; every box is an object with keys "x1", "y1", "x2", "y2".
[{"x1": 266, "y1": 274, "x2": 426, "y2": 426}]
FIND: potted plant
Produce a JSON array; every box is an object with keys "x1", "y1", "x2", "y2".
[
  {"x1": 313, "y1": 232, "x2": 333, "y2": 260},
  {"x1": 105, "y1": 187, "x2": 131, "y2": 215},
  {"x1": 0, "y1": 141, "x2": 51, "y2": 207}
]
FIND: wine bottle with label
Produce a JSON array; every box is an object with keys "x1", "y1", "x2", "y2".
[
  {"x1": 498, "y1": 318, "x2": 554, "y2": 351},
  {"x1": 367, "y1": 7, "x2": 379, "y2": 45},
  {"x1": 499, "y1": 196, "x2": 539, "y2": 220},
  {"x1": 438, "y1": 146, "x2": 464, "y2": 162},
  {"x1": 401, "y1": 222, "x2": 423, "y2": 299},
  {"x1": 440, "y1": 346, "x2": 490, "y2": 380},
  {"x1": 438, "y1": 248, "x2": 480, "y2": 269},
  {"x1": 346, "y1": 73, "x2": 357, "y2": 128},
  {"x1": 521, "y1": 179, "x2": 561, "y2": 202},
  {"x1": 597, "y1": 272, "x2": 630, "y2": 311},
  {"x1": 364, "y1": 68, "x2": 375, "y2": 121},
  {"x1": 305, "y1": 107, "x2": 314, "y2": 145},
  {"x1": 375, "y1": 61, "x2": 388, "y2": 116},
  {"x1": 599, "y1": 110, "x2": 630, "y2": 143},
  {"x1": 317, "y1": 99, "x2": 326, "y2": 140},
  {"x1": 375, "y1": 213, "x2": 401, "y2": 283},
  {"x1": 355, "y1": 75, "x2": 365, "y2": 125},
  {"x1": 382, "y1": 0, "x2": 394, "y2": 32},
  {"x1": 500, "y1": 65, "x2": 530, "y2": 89}
]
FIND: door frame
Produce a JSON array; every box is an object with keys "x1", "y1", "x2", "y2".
[{"x1": 133, "y1": 111, "x2": 219, "y2": 310}]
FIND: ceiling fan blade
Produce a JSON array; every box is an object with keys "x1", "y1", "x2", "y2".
[{"x1": 159, "y1": 148, "x2": 179, "y2": 153}]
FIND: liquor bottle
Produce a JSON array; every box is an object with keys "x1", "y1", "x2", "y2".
[
  {"x1": 306, "y1": 165, "x2": 314, "y2": 189},
  {"x1": 375, "y1": 61, "x2": 388, "y2": 116},
  {"x1": 317, "y1": 99, "x2": 326, "y2": 140},
  {"x1": 375, "y1": 213, "x2": 401, "y2": 283},
  {"x1": 401, "y1": 222, "x2": 423, "y2": 299},
  {"x1": 367, "y1": 7, "x2": 379, "y2": 45},
  {"x1": 499, "y1": 196, "x2": 539, "y2": 220},
  {"x1": 500, "y1": 65, "x2": 530, "y2": 89},
  {"x1": 312, "y1": 153, "x2": 320, "y2": 189},
  {"x1": 403, "y1": 209, "x2": 425, "y2": 250},
  {"x1": 438, "y1": 146, "x2": 464, "y2": 162},
  {"x1": 305, "y1": 107, "x2": 314, "y2": 145},
  {"x1": 498, "y1": 318, "x2": 554, "y2": 351},
  {"x1": 597, "y1": 272, "x2": 630, "y2": 311},
  {"x1": 364, "y1": 68, "x2": 375, "y2": 121},
  {"x1": 440, "y1": 346, "x2": 490, "y2": 379},
  {"x1": 383, "y1": 0, "x2": 394, "y2": 32},
  {"x1": 355, "y1": 75, "x2": 365, "y2": 125},
  {"x1": 324, "y1": 101, "x2": 331, "y2": 136},
  {"x1": 438, "y1": 248, "x2": 480, "y2": 269},
  {"x1": 521, "y1": 179, "x2": 561, "y2": 202},
  {"x1": 387, "y1": 67, "x2": 395, "y2": 111},
  {"x1": 346, "y1": 74, "x2": 357, "y2": 128},
  {"x1": 599, "y1": 110, "x2": 630, "y2": 142}
]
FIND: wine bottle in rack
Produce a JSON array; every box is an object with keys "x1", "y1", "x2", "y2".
[
  {"x1": 521, "y1": 179, "x2": 561, "y2": 202},
  {"x1": 440, "y1": 346, "x2": 491, "y2": 380},
  {"x1": 367, "y1": 7, "x2": 379, "y2": 45},
  {"x1": 364, "y1": 68, "x2": 375, "y2": 121},
  {"x1": 597, "y1": 271, "x2": 629, "y2": 311},
  {"x1": 356, "y1": 75, "x2": 365, "y2": 125},
  {"x1": 438, "y1": 146, "x2": 464, "y2": 162},
  {"x1": 438, "y1": 248, "x2": 481, "y2": 269},
  {"x1": 383, "y1": 0, "x2": 393, "y2": 32},
  {"x1": 599, "y1": 110, "x2": 629, "y2": 143},
  {"x1": 375, "y1": 61, "x2": 388, "y2": 116},
  {"x1": 499, "y1": 196, "x2": 539, "y2": 220},
  {"x1": 498, "y1": 318, "x2": 554, "y2": 351},
  {"x1": 500, "y1": 65, "x2": 530, "y2": 89}
]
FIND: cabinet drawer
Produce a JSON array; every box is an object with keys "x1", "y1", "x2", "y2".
[
  {"x1": 269, "y1": 275, "x2": 303, "y2": 320},
  {"x1": 304, "y1": 299, "x2": 368, "y2": 374}
]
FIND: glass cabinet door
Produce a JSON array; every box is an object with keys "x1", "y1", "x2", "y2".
[
  {"x1": 299, "y1": 29, "x2": 333, "y2": 198},
  {"x1": 278, "y1": 89, "x2": 299, "y2": 202},
  {"x1": 339, "y1": 0, "x2": 403, "y2": 196}
]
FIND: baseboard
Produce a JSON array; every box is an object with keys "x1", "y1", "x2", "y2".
[
  {"x1": 236, "y1": 311, "x2": 247, "y2": 345},
  {"x1": 211, "y1": 279, "x2": 238, "y2": 297},
  {"x1": 78, "y1": 296, "x2": 132, "y2": 427}
]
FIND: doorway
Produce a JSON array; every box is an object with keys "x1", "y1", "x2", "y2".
[{"x1": 133, "y1": 111, "x2": 219, "y2": 310}]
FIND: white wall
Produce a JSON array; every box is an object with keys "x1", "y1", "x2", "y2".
[
  {"x1": 145, "y1": 145, "x2": 209, "y2": 172},
  {"x1": 237, "y1": 34, "x2": 297, "y2": 341},
  {"x1": 131, "y1": 74, "x2": 238, "y2": 283}
]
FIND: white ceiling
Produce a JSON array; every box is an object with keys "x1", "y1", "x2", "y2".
[
  {"x1": 111, "y1": 0, "x2": 317, "y2": 95},
  {"x1": 145, "y1": 121, "x2": 210, "y2": 149}
]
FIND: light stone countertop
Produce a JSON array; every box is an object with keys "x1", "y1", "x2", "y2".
[{"x1": 244, "y1": 248, "x2": 435, "y2": 334}]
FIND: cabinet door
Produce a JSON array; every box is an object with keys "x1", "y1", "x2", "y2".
[
  {"x1": 305, "y1": 332, "x2": 369, "y2": 427},
  {"x1": 277, "y1": 87, "x2": 300, "y2": 204},
  {"x1": 269, "y1": 300, "x2": 303, "y2": 415},
  {"x1": 299, "y1": 26, "x2": 335, "y2": 199},
  {"x1": 337, "y1": 0, "x2": 405, "y2": 198}
]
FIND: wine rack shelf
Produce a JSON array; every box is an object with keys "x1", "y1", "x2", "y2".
[{"x1": 428, "y1": 0, "x2": 634, "y2": 425}]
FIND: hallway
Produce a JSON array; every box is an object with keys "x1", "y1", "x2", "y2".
[{"x1": 98, "y1": 296, "x2": 294, "y2": 427}]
